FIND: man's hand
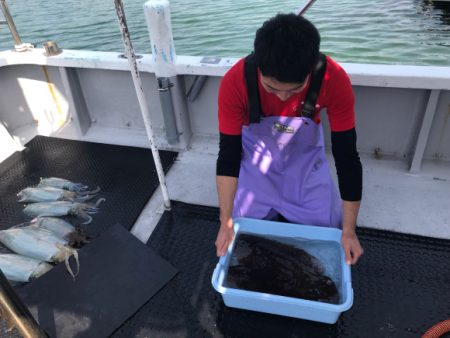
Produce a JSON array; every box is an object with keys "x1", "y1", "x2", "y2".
[
  {"x1": 215, "y1": 218, "x2": 235, "y2": 256},
  {"x1": 341, "y1": 230, "x2": 363, "y2": 265},
  {"x1": 216, "y1": 176, "x2": 238, "y2": 256}
]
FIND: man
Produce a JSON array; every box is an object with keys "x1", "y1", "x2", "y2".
[{"x1": 215, "y1": 13, "x2": 363, "y2": 265}]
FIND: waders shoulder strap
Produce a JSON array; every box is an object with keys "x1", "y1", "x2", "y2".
[
  {"x1": 244, "y1": 53, "x2": 262, "y2": 124},
  {"x1": 301, "y1": 53, "x2": 327, "y2": 119}
]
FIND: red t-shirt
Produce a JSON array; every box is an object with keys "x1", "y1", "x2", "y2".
[{"x1": 218, "y1": 55, "x2": 355, "y2": 135}]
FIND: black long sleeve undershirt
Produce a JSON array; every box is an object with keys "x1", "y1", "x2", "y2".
[
  {"x1": 331, "y1": 128, "x2": 362, "y2": 201},
  {"x1": 217, "y1": 128, "x2": 362, "y2": 201},
  {"x1": 216, "y1": 133, "x2": 242, "y2": 177}
]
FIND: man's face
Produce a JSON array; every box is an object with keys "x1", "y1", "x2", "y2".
[{"x1": 260, "y1": 74, "x2": 309, "y2": 101}]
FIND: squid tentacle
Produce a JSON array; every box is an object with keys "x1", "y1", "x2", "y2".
[
  {"x1": 64, "y1": 249, "x2": 80, "y2": 281},
  {"x1": 95, "y1": 198, "x2": 106, "y2": 207},
  {"x1": 69, "y1": 183, "x2": 88, "y2": 192},
  {"x1": 77, "y1": 210, "x2": 93, "y2": 225},
  {"x1": 77, "y1": 186, "x2": 101, "y2": 196},
  {"x1": 73, "y1": 194, "x2": 96, "y2": 202},
  {"x1": 56, "y1": 244, "x2": 79, "y2": 280}
]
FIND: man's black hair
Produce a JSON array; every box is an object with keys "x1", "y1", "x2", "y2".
[{"x1": 254, "y1": 13, "x2": 321, "y2": 84}]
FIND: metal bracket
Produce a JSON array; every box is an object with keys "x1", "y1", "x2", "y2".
[
  {"x1": 186, "y1": 75, "x2": 208, "y2": 102},
  {"x1": 157, "y1": 77, "x2": 174, "y2": 91},
  {"x1": 410, "y1": 89, "x2": 441, "y2": 173}
]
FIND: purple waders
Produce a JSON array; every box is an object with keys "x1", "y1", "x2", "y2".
[
  {"x1": 232, "y1": 53, "x2": 342, "y2": 228},
  {"x1": 232, "y1": 116, "x2": 342, "y2": 228}
]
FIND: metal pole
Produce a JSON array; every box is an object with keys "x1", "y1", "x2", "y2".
[
  {"x1": 0, "y1": 0, "x2": 22, "y2": 45},
  {"x1": 296, "y1": 0, "x2": 317, "y2": 15},
  {"x1": 0, "y1": 269, "x2": 47, "y2": 338},
  {"x1": 113, "y1": 0, "x2": 171, "y2": 209},
  {"x1": 144, "y1": 0, "x2": 180, "y2": 145}
]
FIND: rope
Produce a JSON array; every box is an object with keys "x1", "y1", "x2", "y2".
[{"x1": 423, "y1": 319, "x2": 450, "y2": 338}]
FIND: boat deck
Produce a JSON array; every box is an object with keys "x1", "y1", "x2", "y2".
[
  {"x1": 1, "y1": 133, "x2": 449, "y2": 337},
  {"x1": 117, "y1": 200, "x2": 450, "y2": 337},
  {"x1": 2, "y1": 127, "x2": 449, "y2": 242},
  {"x1": 131, "y1": 135, "x2": 450, "y2": 244}
]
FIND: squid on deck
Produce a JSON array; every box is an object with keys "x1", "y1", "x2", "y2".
[
  {"x1": 0, "y1": 254, "x2": 52, "y2": 283},
  {"x1": 22, "y1": 199, "x2": 105, "y2": 225},
  {"x1": 32, "y1": 217, "x2": 75, "y2": 240},
  {"x1": 0, "y1": 226, "x2": 79, "y2": 279},
  {"x1": 30, "y1": 217, "x2": 88, "y2": 247},
  {"x1": 17, "y1": 186, "x2": 99, "y2": 203},
  {"x1": 38, "y1": 177, "x2": 91, "y2": 192}
]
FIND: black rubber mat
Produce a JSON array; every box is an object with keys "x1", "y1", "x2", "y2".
[
  {"x1": 113, "y1": 201, "x2": 450, "y2": 338},
  {"x1": 17, "y1": 224, "x2": 178, "y2": 338},
  {"x1": 0, "y1": 136, "x2": 177, "y2": 238}
]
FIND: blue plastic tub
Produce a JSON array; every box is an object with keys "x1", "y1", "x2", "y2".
[{"x1": 211, "y1": 218, "x2": 353, "y2": 324}]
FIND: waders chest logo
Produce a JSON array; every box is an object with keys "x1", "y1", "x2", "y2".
[{"x1": 273, "y1": 122, "x2": 294, "y2": 133}]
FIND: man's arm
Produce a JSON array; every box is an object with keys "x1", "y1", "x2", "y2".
[
  {"x1": 342, "y1": 200, "x2": 360, "y2": 235},
  {"x1": 215, "y1": 176, "x2": 238, "y2": 256},
  {"x1": 215, "y1": 59, "x2": 248, "y2": 255},
  {"x1": 215, "y1": 133, "x2": 242, "y2": 256},
  {"x1": 331, "y1": 128, "x2": 364, "y2": 265},
  {"x1": 341, "y1": 200, "x2": 363, "y2": 265},
  {"x1": 324, "y1": 61, "x2": 364, "y2": 264}
]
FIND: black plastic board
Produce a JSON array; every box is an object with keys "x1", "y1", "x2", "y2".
[
  {"x1": 16, "y1": 224, "x2": 178, "y2": 338},
  {"x1": 0, "y1": 136, "x2": 177, "y2": 238},
  {"x1": 113, "y1": 201, "x2": 450, "y2": 338}
]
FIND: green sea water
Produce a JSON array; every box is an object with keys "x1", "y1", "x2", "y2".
[{"x1": 0, "y1": 0, "x2": 449, "y2": 66}]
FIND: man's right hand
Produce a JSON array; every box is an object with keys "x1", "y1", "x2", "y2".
[
  {"x1": 215, "y1": 218, "x2": 235, "y2": 256},
  {"x1": 216, "y1": 176, "x2": 238, "y2": 256}
]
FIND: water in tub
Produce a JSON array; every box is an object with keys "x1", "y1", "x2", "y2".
[{"x1": 225, "y1": 233, "x2": 342, "y2": 304}]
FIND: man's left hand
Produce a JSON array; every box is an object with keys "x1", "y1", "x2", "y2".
[{"x1": 341, "y1": 231, "x2": 363, "y2": 265}]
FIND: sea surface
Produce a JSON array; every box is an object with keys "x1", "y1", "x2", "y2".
[{"x1": 0, "y1": 0, "x2": 449, "y2": 66}]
